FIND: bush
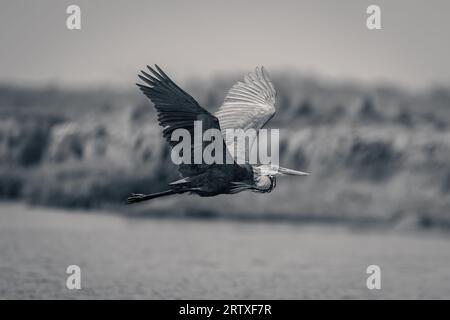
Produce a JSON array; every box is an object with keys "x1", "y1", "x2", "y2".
[
  {"x1": 345, "y1": 140, "x2": 402, "y2": 181},
  {"x1": 0, "y1": 168, "x2": 25, "y2": 199}
]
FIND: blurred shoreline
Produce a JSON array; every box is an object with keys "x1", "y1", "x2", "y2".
[
  {"x1": 1, "y1": 195, "x2": 449, "y2": 234},
  {"x1": 1, "y1": 72, "x2": 450, "y2": 231}
]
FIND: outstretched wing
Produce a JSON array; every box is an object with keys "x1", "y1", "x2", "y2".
[
  {"x1": 137, "y1": 65, "x2": 233, "y2": 177},
  {"x1": 215, "y1": 66, "x2": 276, "y2": 163}
]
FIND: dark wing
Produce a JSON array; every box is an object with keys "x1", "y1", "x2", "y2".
[{"x1": 137, "y1": 65, "x2": 234, "y2": 177}]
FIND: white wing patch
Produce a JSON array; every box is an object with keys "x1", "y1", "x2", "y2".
[{"x1": 215, "y1": 66, "x2": 276, "y2": 163}]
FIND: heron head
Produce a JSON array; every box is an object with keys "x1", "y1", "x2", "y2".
[
  {"x1": 251, "y1": 164, "x2": 307, "y2": 193},
  {"x1": 255, "y1": 164, "x2": 309, "y2": 177}
]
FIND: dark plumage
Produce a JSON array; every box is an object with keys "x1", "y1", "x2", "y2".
[{"x1": 127, "y1": 65, "x2": 308, "y2": 204}]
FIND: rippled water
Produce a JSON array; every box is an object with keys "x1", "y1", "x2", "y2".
[{"x1": 1, "y1": 203, "x2": 450, "y2": 299}]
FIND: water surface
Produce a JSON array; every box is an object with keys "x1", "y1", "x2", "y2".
[{"x1": 1, "y1": 203, "x2": 449, "y2": 299}]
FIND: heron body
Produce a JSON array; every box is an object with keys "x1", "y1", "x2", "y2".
[{"x1": 127, "y1": 65, "x2": 308, "y2": 204}]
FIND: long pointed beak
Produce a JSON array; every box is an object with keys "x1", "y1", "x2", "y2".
[{"x1": 278, "y1": 166, "x2": 309, "y2": 176}]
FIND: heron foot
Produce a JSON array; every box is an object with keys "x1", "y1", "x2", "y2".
[
  {"x1": 130, "y1": 193, "x2": 146, "y2": 197},
  {"x1": 126, "y1": 193, "x2": 148, "y2": 204}
]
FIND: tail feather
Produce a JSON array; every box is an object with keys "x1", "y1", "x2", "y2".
[{"x1": 126, "y1": 190, "x2": 176, "y2": 204}]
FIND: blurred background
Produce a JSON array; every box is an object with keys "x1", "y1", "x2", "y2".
[{"x1": 1, "y1": 0, "x2": 450, "y2": 299}]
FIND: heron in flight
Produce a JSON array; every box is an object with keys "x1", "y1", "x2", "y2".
[{"x1": 127, "y1": 65, "x2": 308, "y2": 204}]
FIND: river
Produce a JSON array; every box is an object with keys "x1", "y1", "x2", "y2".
[{"x1": 0, "y1": 203, "x2": 449, "y2": 299}]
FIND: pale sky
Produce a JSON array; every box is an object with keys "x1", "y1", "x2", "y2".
[{"x1": 0, "y1": 0, "x2": 449, "y2": 89}]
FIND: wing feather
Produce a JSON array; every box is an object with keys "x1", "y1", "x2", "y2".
[
  {"x1": 215, "y1": 67, "x2": 276, "y2": 163},
  {"x1": 137, "y1": 65, "x2": 234, "y2": 177}
]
